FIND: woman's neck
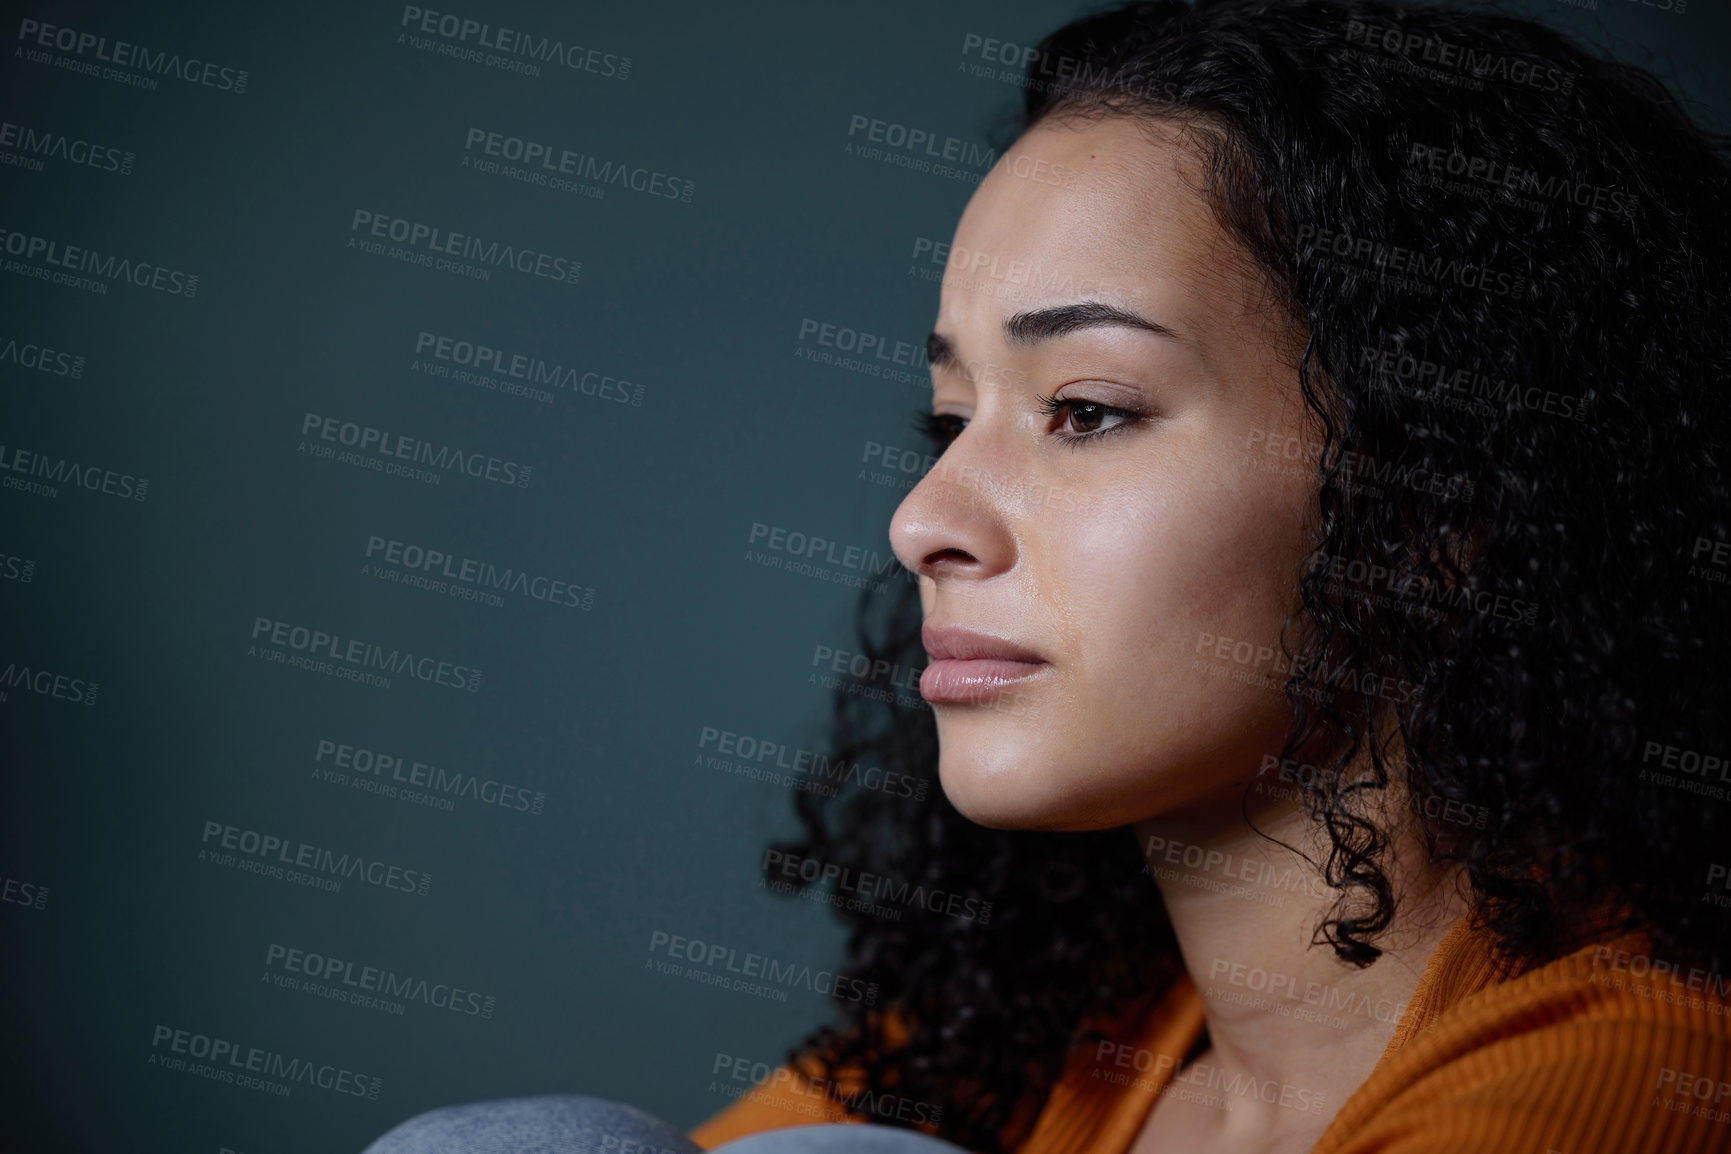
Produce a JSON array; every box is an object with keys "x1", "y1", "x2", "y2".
[{"x1": 1131, "y1": 762, "x2": 1470, "y2": 1144}]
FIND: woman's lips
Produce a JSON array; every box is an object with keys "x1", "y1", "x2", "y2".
[
  {"x1": 919, "y1": 624, "x2": 1049, "y2": 704},
  {"x1": 920, "y1": 657, "x2": 1049, "y2": 703}
]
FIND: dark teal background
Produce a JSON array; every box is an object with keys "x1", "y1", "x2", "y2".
[{"x1": 1, "y1": 2, "x2": 1725, "y2": 1151}]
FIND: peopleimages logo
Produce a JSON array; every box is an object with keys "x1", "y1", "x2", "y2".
[
  {"x1": 1342, "y1": 19, "x2": 1576, "y2": 94},
  {"x1": 148, "y1": 1025, "x2": 380, "y2": 1099},
  {"x1": 313, "y1": 737, "x2": 547, "y2": 816},
  {"x1": 0, "y1": 658, "x2": 99, "y2": 706},
  {"x1": 348, "y1": 210, "x2": 580, "y2": 285},
  {"x1": 647, "y1": 930, "x2": 880, "y2": 1005},
  {"x1": 0, "y1": 552, "x2": 35, "y2": 584},
  {"x1": 248, "y1": 616, "x2": 483, "y2": 692},
  {"x1": 364, "y1": 535, "x2": 594, "y2": 611},
  {"x1": 747, "y1": 522, "x2": 898, "y2": 574},
  {"x1": 414, "y1": 330, "x2": 643, "y2": 406},
  {"x1": 15, "y1": 18, "x2": 250, "y2": 92},
  {"x1": 1408, "y1": 142, "x2": 1638, "y2": 219},
  {"x1": 1358, "y1": 345, "x2": 1589, "y2": 422},
  {"x1": 0, "y1": 121, "x2": 133, "y2": 175},
  {"x1": 1294, "y1": 224, "x2": 1526, "y2": 300},
  {"x1": 696, "y1": 726, "x2": 928, "y2": 800},
  {"x1": 846, "y1": 114, "x2": 999, "y2": 169},
  {"x1": 1204, "y1": 956, "x2": 1408, "y2": 1027},
  {"x1": 0, "y1": 227, "x2": 198, "y2": 296},
  {"x1": 711, "y1": 1052, "x2": 944, "y2": 1126},
  {"x1": 200, "y1": 820, "x2": 433, "y2": 897},
  {"x1": 763, "y1": 849, "x2": 992, "y2": 924},
  {"x1": 1141, "y1": 832, "x2": 1334, "y2": 903},
  {"x1": 908, "y1": 237, "x2": 1113, "y2": 300},
  {"x1": 1, "y1": 874, "x2": 48, "y2": 910},
  {"x1": 300, "y1": 412, "x2": 534, "y2": 489},
  {"x1": 264, "y1": 943, "x2": 497, "y2": 1019},
  {"x1": 463, "y1": 128, "x2": 693, "y2": 203},
  {"x1": 398, "y1": 6, "x2": 630, "y2": 79},
  {"x1": 0, "y1": 333, "x2": 85, "y2": 378},
  {"x1": 0, "y1": 443, "x2": 147, "y2": 502}
]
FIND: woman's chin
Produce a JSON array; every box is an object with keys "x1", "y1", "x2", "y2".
[{"x1": 936, "y1": 753, "x2": 1122, "y2": 832}]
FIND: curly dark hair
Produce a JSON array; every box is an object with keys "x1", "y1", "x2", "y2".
[{"x1": 762, "y1": 2, "x2": 1731, "y2": 1150}]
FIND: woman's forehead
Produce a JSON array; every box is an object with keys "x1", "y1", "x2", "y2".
[{"x1": 936, "y1": 118, "x2": 1267, "y2": 356}]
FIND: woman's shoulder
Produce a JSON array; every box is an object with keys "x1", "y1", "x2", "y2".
[
  {"x1": 1314, "y1": 918, "x2": 1731, "y2": 1154},
  {"x1": 1394, "y1": 916, "x2": 1731, "y2": 1054}
]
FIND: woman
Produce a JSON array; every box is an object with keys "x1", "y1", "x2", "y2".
[{"x1": 364, "y1": 1, "x2": 1731, "y2": 1151}]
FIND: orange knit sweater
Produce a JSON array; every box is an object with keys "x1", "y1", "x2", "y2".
[{"x1": 689, "y1": 914, "x2": 1731, "y2": 1153}]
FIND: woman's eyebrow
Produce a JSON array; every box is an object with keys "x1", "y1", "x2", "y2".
[
  {"x1": 926, "y1": 300, "x2": 1181, "y2": 372},
  {"x1": 1004, "y1": 300, "x2": 1179, "y2": 345}
]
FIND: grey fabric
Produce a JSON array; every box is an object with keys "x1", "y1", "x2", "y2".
[
  {"x1": 359, "y1": 1094, "x2": 972, "y2": 1154},
  {"x1": 714, "y1": 1122, "x2": 971, "y2": 1152},
  {"x1": 360, "y1": 1095, "x2": 703, "y2": 1154}
]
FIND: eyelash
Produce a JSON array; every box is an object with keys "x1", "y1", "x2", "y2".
[
  {"x1": 1034, "y1": 392, "x2": 1143, "y2": 447},
  {"x1": 915, "y1": 396, "x2": 1143, "y2": 450},
  {"x1": 916, "y1": 411, "x2": 966, "y2": 447}
]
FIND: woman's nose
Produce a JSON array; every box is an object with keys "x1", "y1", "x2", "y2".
[{"x1": 888, "y1": 434, "x2": 1018, "y2": 585}]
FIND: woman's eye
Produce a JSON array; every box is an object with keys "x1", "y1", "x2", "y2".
[
  {"x1": 1037, "y1": 394, "x2": 1141, "y2": 443},
  {"x1": 1058, "y1": 401, "x2": 1122, "y2": 434},
  {"x1": 913, "y1": 398, "x2": 1141, "y2": 451},
  {"x1": 916, "y1": 410, "x2": 967, "y2": 448}
]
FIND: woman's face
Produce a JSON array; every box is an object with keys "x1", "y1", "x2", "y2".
[{"x1": 889, "y1": 115, "x2": 1323, "y2": 831}]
